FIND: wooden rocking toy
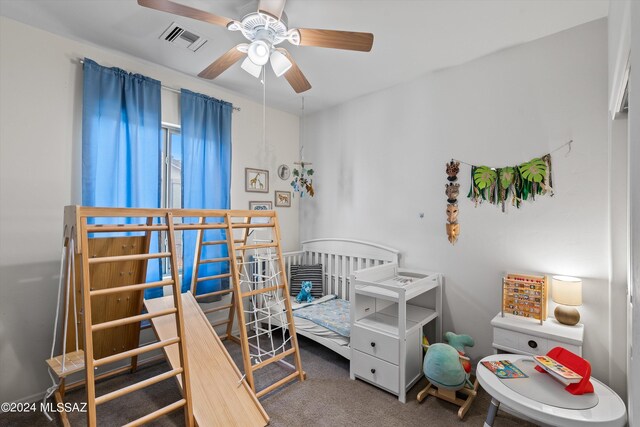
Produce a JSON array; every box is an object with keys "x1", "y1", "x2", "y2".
[
  {"x1": 417, "y1": 333, "x2": 479, "y2": 420},
  {"x1": 416, "y1": 372, "x2": 479, "y2": 419}
]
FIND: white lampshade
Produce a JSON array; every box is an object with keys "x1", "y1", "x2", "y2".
[
  {"x1": 270, "y1": 50, "x2": 292, "y2": 77},
  {"x1": 241, "y1": 57, "x2": 262, "y2": 78},
  {"x1": 552, "y1": 276, "x2": 582, "y2": 306},
  {"x1": 247, "y1": 40, "x2": 270, "y2": 66}
]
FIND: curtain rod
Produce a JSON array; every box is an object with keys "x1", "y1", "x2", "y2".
[{"x1": 78, "y1": 59, "x2": 240, "y2": 112}]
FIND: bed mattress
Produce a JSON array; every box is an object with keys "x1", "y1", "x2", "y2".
[{"x1": 266, "y1": 295, "x2": 350, "y2": 347}]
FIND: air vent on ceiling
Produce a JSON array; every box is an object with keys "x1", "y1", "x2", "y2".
[{"x1": 160, "y1": 22, "x2": 207, "y2": 52}]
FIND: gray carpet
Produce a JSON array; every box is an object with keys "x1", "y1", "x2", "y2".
[{"x1": 0, "y1": 335, "x2": 536, "y2": 426}]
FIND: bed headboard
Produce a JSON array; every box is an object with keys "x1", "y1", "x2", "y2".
[{"x1": 283, "y1": 238, "x2": 400, "y2": 300}]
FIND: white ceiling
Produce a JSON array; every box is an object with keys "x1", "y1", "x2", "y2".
[{"x1": 0, "y1": 0, "x2": 608, "y2": 114}]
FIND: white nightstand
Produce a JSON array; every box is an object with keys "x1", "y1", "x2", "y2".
[{"x1": 491, "y1": 313, "x2": 583, "y2": 356}]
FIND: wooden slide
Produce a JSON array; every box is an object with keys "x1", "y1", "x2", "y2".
[{"x1": 145, "y1": 292, "x2": 269, "y2": 427}]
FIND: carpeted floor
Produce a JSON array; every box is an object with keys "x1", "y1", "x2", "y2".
[{"x1": 1, "y1": 336, "x2": 536, "y2": 426}]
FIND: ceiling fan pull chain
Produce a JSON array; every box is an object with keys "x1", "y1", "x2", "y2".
[
  {"x1": 300, "y1": 96, "x2": 305, "y2": 162},
  {"x1": 262, "y1": 66, "x2": 267, "y2": 156}
]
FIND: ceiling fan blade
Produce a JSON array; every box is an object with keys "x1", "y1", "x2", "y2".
[
  {"x1": 258, "y1": 0, "x2": 286, "y2": 20},
  {"x1": 296, "y1": 28, "x2": 374, "y2": 52},
  {"x1": 198, "y1": 45, "x2": 247, "y2": 79},
  {"x1": 278, "y1": 49, "x2": 311, "y2": 93},
  {"x1": 137, "y1": 0, "x2": 234, "y2": 28}
]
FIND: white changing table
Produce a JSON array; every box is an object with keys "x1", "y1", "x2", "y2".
[{"x1": 349, "y1": 263, "x2": 442, "y2": 402}]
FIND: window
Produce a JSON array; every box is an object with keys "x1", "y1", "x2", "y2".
[{"x1": 161, "y1": 124, "x2": 182, "y2": 275}]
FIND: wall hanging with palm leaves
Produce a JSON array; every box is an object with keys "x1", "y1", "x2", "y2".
[
  {"x1": 454, "y1": 139, "x2": 572, "y2": 214},
  {"x1": 444, "y1": 140, "x2": 572, "y2": 245},
  {"x1": 468, "y1": 154, "x2": 554, "y2": 211}
]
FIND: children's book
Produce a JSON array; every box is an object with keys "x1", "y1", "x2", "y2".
[
  {"x1": 481, "y1": 360, "x2": 528, "y2": 379},
  {"x1": 533, "y1": 355, "x2": 583, "y2": 385}
]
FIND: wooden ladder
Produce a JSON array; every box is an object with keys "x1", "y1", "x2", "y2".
[
  {"x1": 77, "y1": 209, "x2": 194, "y2": 427},
  {"x1": 188, "y1": 210, "x2": 304, "y2": 396},
  {"x1": 189, "y1": 215, "x2": 250, "y2": 343},
  {"x1": 225, "y1": 211, "x2": 305, "y2": 397}
]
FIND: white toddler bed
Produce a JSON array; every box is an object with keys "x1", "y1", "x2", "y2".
[{"x1": 277, "y1": 238, "x2": 400, "y2": 359}]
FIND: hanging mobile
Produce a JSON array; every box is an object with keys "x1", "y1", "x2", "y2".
[{"x1": 291, "y1": 97, "x2": 316, "y2": 198}]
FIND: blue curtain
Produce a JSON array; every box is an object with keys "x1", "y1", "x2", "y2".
[
  {"x1": 82, "y1": 58, "x2": 163, "y2": 298},
  {"x1": 181, "y1": 89, "x2": 232, "y2": 295}
]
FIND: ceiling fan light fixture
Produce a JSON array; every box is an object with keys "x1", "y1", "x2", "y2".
[
  {"x1": 248, "y1": 40, "x2": 271, "y2": 65},
  {"x1": 226, "y1": 20, "x2": 242, "y2": 32},
  {"x1": 270, "y1": 50, "x2": 292, "y2": 77},
  {"x1": 286, "y1": 29, "x2": 301, "y2": 46},
  {"x1": 241, "y1": 56, "x2": 263, "y2": 78}
]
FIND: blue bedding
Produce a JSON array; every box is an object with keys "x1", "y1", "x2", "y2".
[{"x1": 293, "y1": 295, "x2": 351, "y2": 337}]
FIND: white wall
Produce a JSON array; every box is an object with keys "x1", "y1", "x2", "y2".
[
  {"x1": 607, "y1": 116, "x2": 628, "y2": 400},
  {"x1": 607, "y1": 0, "x2": 631, "y2": 404},
  {"x1": 301, "y1": 19, "x2": 613, "y2": 381},
  {"x1": 627, "y1": 2, "x2": 640, "y2": 423},
  {"x1": 0, "y1": 16, "x2": 299, "y2": 403}
]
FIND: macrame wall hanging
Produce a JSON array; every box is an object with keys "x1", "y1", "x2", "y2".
[{"x1": 446, "y1": 140, "x2": 572, "y2": 244}]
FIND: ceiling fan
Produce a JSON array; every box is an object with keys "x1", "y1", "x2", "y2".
[{"x1": 138, "y1": 0, "x2": 374, "y2": 93}]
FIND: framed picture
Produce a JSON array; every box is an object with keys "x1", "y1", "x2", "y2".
[
  {"x1": 249, "y1": 201, "x2": 272, "y2": 224},
  {"x1": 275, "y1": 191, "x2": 291, "y2": 207},
  {"x1": 249, "y1": 201, "x2": 272, "y2": 211},
  {"x1": 245, "y1": 168, "x2": 269, "y2": 193},
  {"x1": 277, "y1": 164, "x2": 290, "y2": 180}
]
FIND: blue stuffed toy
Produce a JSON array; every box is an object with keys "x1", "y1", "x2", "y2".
[
  {"x1": 295, "y1": 281, "x2": 315, "y2": 303},
  {"x1": 423, "y1": 332, "x2": 475, "y2": 390}
]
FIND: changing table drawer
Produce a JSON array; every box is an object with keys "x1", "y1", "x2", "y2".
[
  {"x1": 352, "y1": 350, "x2": 399, "y2": 394},
  {"x1": 351, "y1": 324, "x2": 399, "y2": 365}
]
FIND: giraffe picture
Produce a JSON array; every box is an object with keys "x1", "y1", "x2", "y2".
[{"x1": 245, "y1": 168, "x2": 269, "y2": 193}]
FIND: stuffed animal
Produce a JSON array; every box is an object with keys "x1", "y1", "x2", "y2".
[
  {"x1": 418, "y1": 332, "x2": 479, "y2": 419},
  {"x1": 444, "y1": 331, "x2": 474, "y2": 378},
  {"x1": 423, "y1": 332, "x2": 475, "y2": 390},
  {"x1": 295, "y1": 281, "x2": 315, "y2": 303}
]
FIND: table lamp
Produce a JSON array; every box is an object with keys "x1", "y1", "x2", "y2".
[{"x1": 552, "y1": 276, "x2": 582, "y2": 326}]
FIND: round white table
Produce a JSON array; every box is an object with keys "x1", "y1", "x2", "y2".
[{"x1": 477, "y1": 354, "x2": 627, "y2": 427}]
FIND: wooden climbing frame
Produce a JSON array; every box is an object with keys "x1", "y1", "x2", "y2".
[
  {"x1": 47, "y1": 206, "x2": 302, "y2": 426},
  {"x1": 48, "y1": 206, "x2": 194, "y2": 427}
]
